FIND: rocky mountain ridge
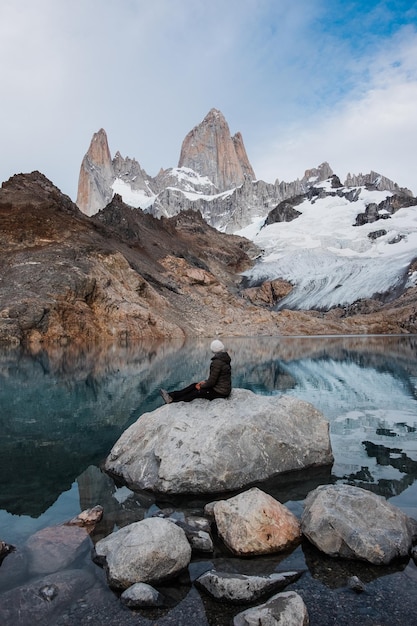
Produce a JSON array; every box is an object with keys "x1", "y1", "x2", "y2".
[
  {"x1": 2, "y1": 171, "x2": 417, "y2": 351},
  {"x1": 76, "y1": 109, "x2": 412, "y2": 231}
]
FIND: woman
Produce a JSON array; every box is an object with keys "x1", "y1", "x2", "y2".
[{"x1": 160, "y1": 340, "x2": 231, "y2": 403}]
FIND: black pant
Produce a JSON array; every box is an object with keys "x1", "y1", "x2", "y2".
[{"x1": 169, "y1": 383, "x2": 228, "y2": 403}]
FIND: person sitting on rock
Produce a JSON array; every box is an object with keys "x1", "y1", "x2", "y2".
[{"x1": 160, "y1": 340, "x2": 231, "y2": 403}]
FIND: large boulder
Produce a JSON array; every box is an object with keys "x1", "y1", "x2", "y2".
[
  {"x1": 105, "y1": 389, "x2": 333, "y2": 494},
  {"x1": 213, "y1": 487, "x2": 301, "y2": 556},
  {"x1": 94, "y1": 517, "x2": 192, "y2": 589},
  {"x1": 301, "y1": 484, "x2": 417, "y2": 565}
]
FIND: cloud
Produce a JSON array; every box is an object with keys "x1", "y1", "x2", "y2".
[
  {"x1": 252, "y1": 26, "x2": 417, "y2": 195},
  {"x1": 0, "y1": 0, "x2": 416, "y2": 199}
]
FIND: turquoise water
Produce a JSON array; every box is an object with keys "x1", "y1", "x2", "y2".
[
  {"x1": 1, "y1": 335, "x2": 417, "y2": 624},
  {"x1": 1, "y1": 334, "x2": 417, "y2": 540}
]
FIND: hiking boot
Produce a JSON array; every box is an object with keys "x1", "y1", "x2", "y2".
[{"x1": 160, "y1": 389, "x2": 173, "y2": 404}]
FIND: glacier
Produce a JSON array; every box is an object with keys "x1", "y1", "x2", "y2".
[{"x1": 237, "y1": 180, "x2": 417, "y2": 310}]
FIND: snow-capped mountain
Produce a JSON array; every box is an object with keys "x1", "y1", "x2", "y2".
[
  {"x1": 75, "y1": 109, "x2": 417, "y2": 312},
  {"x1": 238, "y1": 177, "x2": 417, "y2": 310},
  {"x1": 76, "y1": 113, "x2": 338, "y2": 229}
]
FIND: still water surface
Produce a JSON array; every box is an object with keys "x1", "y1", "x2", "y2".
[{"x1": 1, "y1": 335, "x2": 417, "y2": 624}]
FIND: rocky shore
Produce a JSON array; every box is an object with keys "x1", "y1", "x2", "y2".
[
  {"x1": 1, "y1": 480, "x2": 416, "y2": 625},
  {"x1": 1, "y1": 392, "x2": 416, "y2": 625}
]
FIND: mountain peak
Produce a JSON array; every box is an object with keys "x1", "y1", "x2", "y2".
[
  {"x1": 89, "y1": 128, "x2": 111, "y2": 160},
  {"x1": 204, "y1": 108, "x2": 225, "y2": 123},
  {"x1": 344, "y1": 170, "x2": 413, "y2": 196},
  {"x1": 178, "y1": 109, "x2": 255, "y2": 192},
  {"x1": 302, "y1": 162, "x2": 334, "y2": 184},
  {"x1": 76, "y1": 128, "x2": 114, "y2": 216}
]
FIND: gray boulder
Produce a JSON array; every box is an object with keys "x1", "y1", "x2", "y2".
[
  {"x1": 233, "y1": 590, "x2": 309, "y2": 625},
  {"x1": 105, "y1": 389, "x2": 333, "y2": 494},
  {"x1": 301, "y1": 484, "x2": 417, "y2": 565},
  {"x1": 94, "y1": 517, "x2": 192, "y2": 589},
  {"x1": 195, "y1": 569, "x2": 302, "y2": 604}
]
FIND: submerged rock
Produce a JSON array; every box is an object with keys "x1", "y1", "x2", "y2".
[
  {"x1": 105, "y1": 389, "x2": 333, "y2": 494},
  {"x1": 25, "y1": 524, "x2": 92, "y2": 576},
  {"x1": 301, "y1": 484, "x2": 417, "y2": 565},
  {"x1": 0, "y1": 569, "x2": 96, "y2": 625}
]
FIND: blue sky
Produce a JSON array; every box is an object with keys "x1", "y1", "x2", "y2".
[{"x1": 1, "y1": 0, "x2": 416, "y2": 198}]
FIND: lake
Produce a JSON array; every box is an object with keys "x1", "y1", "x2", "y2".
[{"x1": 1, "y1": 335, "x2": 417, "y2": 625}]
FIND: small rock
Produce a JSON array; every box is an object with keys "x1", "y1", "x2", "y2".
[
  {"x1": 233, "y1": 590, "x2": 309, "y2": 625},
  {"x1": 348, "y1": 575, "x2": 366, "y2": 593},
  {"x1": 174, "y1": 519, "x2": 214, "y2": 553},
  {"x1": 39, "y1": 584, "x2": 59, "y2": 602},
  {"x1": 185, "y1": 514, "x2": 212, "y2": 533},
  {"x1": 120, "y1": 582, "x2": 166, "y2": 608},
  {"x1": 187, "y1": 530, "x2": 214, "y2": 553},
  {"x1": 66, "y1": 505, "x2": 104, "y2": 528}
]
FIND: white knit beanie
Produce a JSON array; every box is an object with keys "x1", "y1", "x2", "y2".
[{"x1": 210, "y1": 339, "x2": 225, "y2": 353}]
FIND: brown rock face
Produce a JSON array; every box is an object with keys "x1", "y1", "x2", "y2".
[
  {"x1": 178, "y1": 108, "x2": 255, "y2": 191},
  {"x1": 76, "y1": 128, "x2": 114, "y2": 216},
  {"x1": 242, "y1": 279, "x2": 293, "y2": 307},
  {"x1": 232, "y1": 131, "x2": 256, "y2": 180},
  {"x1": 0, "y1": 172, "x2": 280, "y2": 348}
]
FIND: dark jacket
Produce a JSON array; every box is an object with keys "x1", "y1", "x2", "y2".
[{"x1": 200, "y1": 352, "x2": 232, "y2": 396}]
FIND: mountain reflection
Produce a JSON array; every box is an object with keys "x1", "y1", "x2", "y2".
[{"x1": 0, "y1": 335, "x2": 416, "y2": 521}]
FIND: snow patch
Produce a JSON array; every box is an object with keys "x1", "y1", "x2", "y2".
[{"x1": 111, "y1": 178, "x2": 155, "y2": 209}]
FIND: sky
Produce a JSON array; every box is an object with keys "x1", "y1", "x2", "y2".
[{"x1": 1, "y1": 0, "x2": 416, "y2": 200}]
